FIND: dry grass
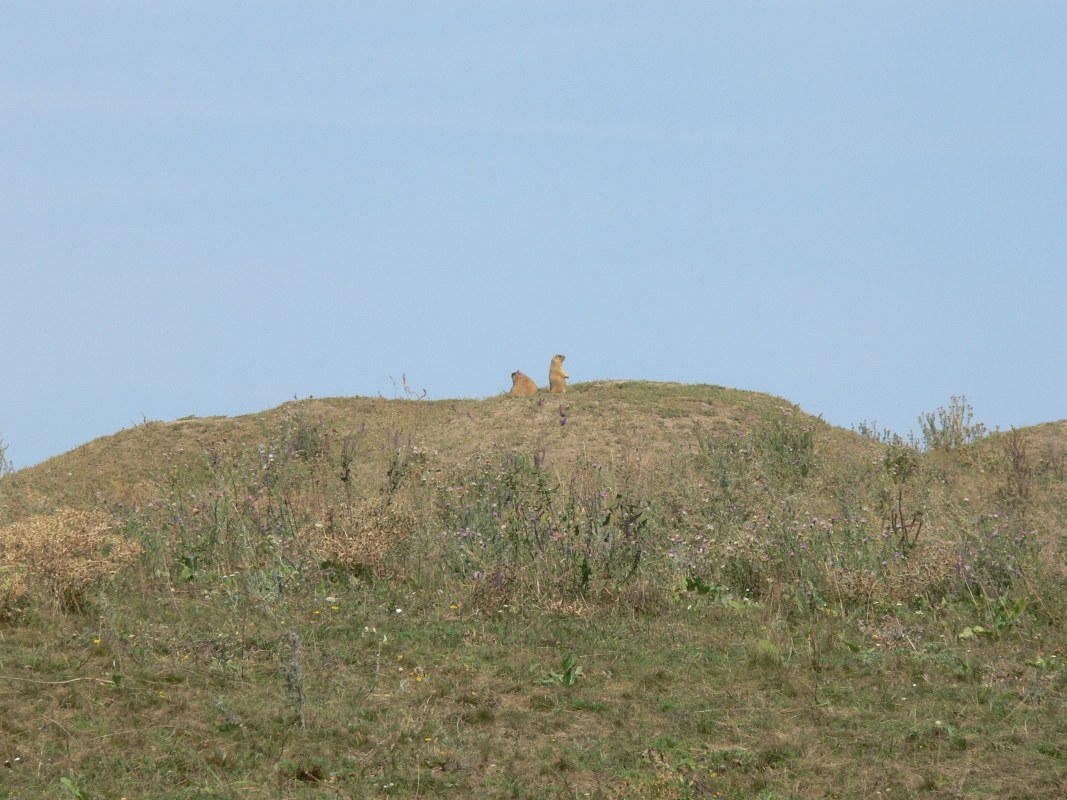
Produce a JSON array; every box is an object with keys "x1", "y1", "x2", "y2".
[
  {"x1": 0, "y1": 508, "x2": 142, "y2": 613},
  {"x1": 827, "y1": 540, "x2": 961, "y2": 606},
  {"x1": 308, "y1": 496, "x2": 417, "y2": 578}
]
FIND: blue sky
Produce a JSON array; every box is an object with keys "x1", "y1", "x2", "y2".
[{"x1": 2, "y1": 3, "x2": 1065, "y2": 470}]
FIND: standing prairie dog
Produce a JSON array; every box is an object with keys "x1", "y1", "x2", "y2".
[
  {"x1": 510, "y1": 370, "x2": 538, "y2": 397},
  {"x1": 548, "y1": 354, "x2": 569, "y2": 393}
]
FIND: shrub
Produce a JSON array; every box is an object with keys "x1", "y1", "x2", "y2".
[
  {"x1": 919, "y1": 395, "x2": 988, "y2": 452},
  {"x1": 756, "y1": 411, "x2": 818, "y2": 485}
]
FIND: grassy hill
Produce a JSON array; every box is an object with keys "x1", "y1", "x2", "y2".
[
  {"x1": 3, "y1": 382, "x2": 821, "y2": 514},
  {"x1": 2, "y1": 382, "x2": 1066, "y2": 799}
]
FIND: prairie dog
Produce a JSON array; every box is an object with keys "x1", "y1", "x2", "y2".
[
  {"x1": 510, "y1": 370, "x2": 538, "y2": 397},
  {"x1": 548, "y1": 354, "x2": 569, "y2": 393}
]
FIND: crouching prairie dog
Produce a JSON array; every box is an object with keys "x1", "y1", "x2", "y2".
[
  {"x1": 548, "y1": 354, "x2": 569, "y2": 393},
  {"x1": 510, "y1": 370, "x2": 538, "y2": 397}
]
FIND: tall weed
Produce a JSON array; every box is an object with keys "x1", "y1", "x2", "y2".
[{"x1": 433, "y1": 450, "x2": 654, "y2": 605}]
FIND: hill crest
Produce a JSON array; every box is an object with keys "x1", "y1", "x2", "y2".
[{"x1": 2, "y1": 380, "x2": 1064, "y2": 524}]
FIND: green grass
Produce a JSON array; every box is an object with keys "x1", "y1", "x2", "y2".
[
  {"x1": 3, "y1": 587, "x2": 1065, "y2": 798},
  {"x1": 2, "y1": 382, "x2": 1066, "y2": 798}
]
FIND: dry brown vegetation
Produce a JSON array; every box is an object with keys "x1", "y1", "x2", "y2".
[
  {"x1": 0, "y1": 508, "x2": 141, "y2": 614},
  {"x1": 307, "y1": 496, "x2": 418, "y2": 579}
]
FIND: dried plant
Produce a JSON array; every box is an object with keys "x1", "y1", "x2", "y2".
[
  {"x1": 1001, "y1": 427, "x2": 1033, "y2": 506},
  {"x1": 309, "y1": 497, "x2": 416, "y2": 579},
  {"x1": 0, "y1": 509, "x2": 142, "y2": 612}
]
